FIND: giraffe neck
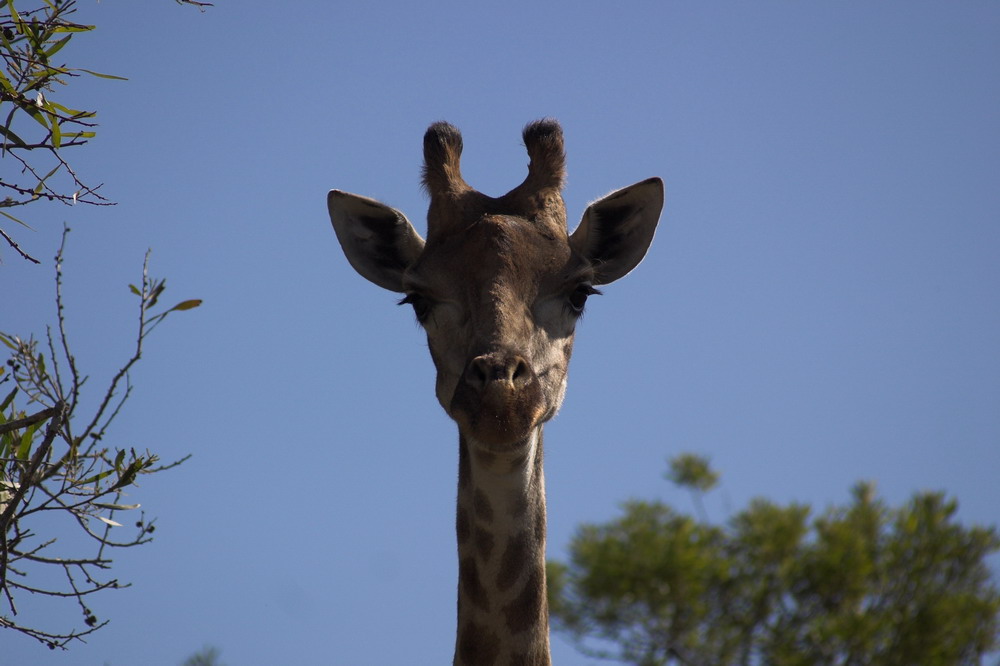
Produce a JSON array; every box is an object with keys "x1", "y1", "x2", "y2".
[{"x1": 453, "y1": 428, "x2": 550, "y2": 666}]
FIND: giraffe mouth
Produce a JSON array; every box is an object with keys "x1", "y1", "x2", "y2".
[{"x1": 450, "y1": 379, "x2": 546, "y2": 449}]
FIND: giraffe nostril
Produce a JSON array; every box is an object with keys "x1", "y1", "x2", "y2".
[
  {"x1": 467, "y1": 358, "x2": 490, "y2": 391},
  {"x1": 465, "y1": 353, "x2": 534, "y2": 392},
  {"x1": 510, "y1": 357, "x2": 531, "y2": 387}
]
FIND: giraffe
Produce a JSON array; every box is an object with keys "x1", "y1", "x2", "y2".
[{"x1": 328, "y1": 119, "x2": 663, "y2": 666}]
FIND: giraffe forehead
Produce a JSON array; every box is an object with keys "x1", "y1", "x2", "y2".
[{"x1": 414, "y1": 215, "x2": 576, "y2": 296}]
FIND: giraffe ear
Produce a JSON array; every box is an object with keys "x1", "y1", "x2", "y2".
[
  {"x1": 328, "y1": 190, "x2": 425, "y2": 293},
  {"x1": 569, "y1": 177, "x2": 664, "y2": 285}
]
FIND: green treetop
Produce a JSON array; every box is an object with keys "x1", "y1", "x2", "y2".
[{"x1": 548, "y1": 454, "x2": 1000, "y2": 666}]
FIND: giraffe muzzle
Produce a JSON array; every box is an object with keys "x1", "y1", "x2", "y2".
[{"x1": 451, "y1": 351, "x2": 546, "y2": 449}]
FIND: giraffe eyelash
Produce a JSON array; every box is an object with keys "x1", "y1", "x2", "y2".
[
  {"x1": 568, "y1": 284, "x2": 601, "y2": 315},
  {"x1": 398, "y1": 293, "x2": 433, "y2": 323}
]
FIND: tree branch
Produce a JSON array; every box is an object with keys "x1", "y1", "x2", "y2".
[
  {"x1": 0, "y1": 225, "x2": 39, "y2": 263},
  {"x1": 0, "y1": 405, "x2": 60, "y2": 435}
]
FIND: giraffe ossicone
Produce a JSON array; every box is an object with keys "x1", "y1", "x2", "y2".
[{"x1": 329, "y1": 119, "x2": 663, "y2": 666}]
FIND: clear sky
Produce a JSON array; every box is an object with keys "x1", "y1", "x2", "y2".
[{"x1": 4, "y1": 2, "x2": 999, "y2": 664}]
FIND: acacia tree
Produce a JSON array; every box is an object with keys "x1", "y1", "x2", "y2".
[
  {"x1": 2, "y1": 0, "x2": 207, "y2": 649},
  {"x1": 547, "y1": 455, "x2": 1000, "y2": 666}
]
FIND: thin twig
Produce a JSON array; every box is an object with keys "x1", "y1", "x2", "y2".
[
  {"x1": 54, "y1": 226, "x2": 79, "y2": 412},
  {"x1": 0, "y1": 226, "x2": 39, "y2": 263},
  {"x1": 78, "y1": 250, "x2": 151, "y2": 441}
]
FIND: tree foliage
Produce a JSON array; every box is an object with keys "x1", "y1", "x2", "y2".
[
  {"x1": 548, "y1": 454, "x2": 1000, "y2": 666},
  {"x1": 0, "y1": 228, "x2": 201, "y2": 648},
  {"x1": 0, "y1": 0, "x2": 211, "y2": 263},
  {"x1": 2, "y1": 0, "x2": 209, "y2": 649},
  {"x1": 182, "y1": 645, "x2": 226, "y2": 666},
  {"x1": 1, "y1": 0, "x2": 117, "y2": 262}
]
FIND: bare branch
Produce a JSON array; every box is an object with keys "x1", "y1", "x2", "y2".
[
  {"x1": 2, "y1": 238, "x2": 198, "y2": 648},
  {"x1": 1, "y1": 0, "x2": 206, "y2": 647},
  {"x1": 0, "y1": 226, "x2": 39, "y2": 263}
]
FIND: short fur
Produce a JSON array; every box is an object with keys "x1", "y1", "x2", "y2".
[
  {"x1": 422, "y1": 121, "x2": 469, "y2": 198},
  {"x1": 520, "y1": 118, "x2": 566, "y2": 194}
]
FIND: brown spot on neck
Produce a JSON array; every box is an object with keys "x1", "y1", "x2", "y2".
[
  {"x1": 473, "y1": 489, "x2": 495, "y2": 523},
  {"x1": 497, "y1": 530, "x2": 530, "y2": 592},
  {"x1": 460, "y1": 556, "x2": 490, "y2": 612},
  {"x1": 458, "y1": 621, "x2": 500, "y2": 666},
  {"x1": 503, "y1": 568, "x2": 546, "y2": 635},
  {"x1": 474, "y1": 526, "x2": 495, "y2": 562}
]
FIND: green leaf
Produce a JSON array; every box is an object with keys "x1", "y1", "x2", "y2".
[
  {"x1": 32, "y1": 163, "x2": 61, "y2": 195},
  {"x1": 129, "y1": 284, "x2": 142, "y2": 296},
  {"x1": 0, "y1": 209, "x2": 32, "y2": 229},
  {"x1": 77, "y1": 468, "x2": 115, "y2": 487},
  {"x1": 0, "y1": 387, "x2": 16, "y2": 412},
  {"x1": 16, "y1": 422, "x2": 37, "y2": 460},
  {"x1": 6, "y1": 0, "x2": 22, "y2": 26},
  {"x1": 49, "y1": 112, "x2": 62, "y2": 148},
  {"x1": 59, "y1": 130, "x2": 96, "y2": 143},
  {"x1": 50, "y1": 24, "x2": 95, "y2": 34},
  {"x1": 0, "y1": 123, "x2": 26, "y2": 148},
  {"x1": 169, "y1": 299, "x2": 203, "y2": 312},
  {"x1": 93, "y1": 502, "x2": 141, "y2": 511},
  {"x1": 46, "y1": 100, "x2": 78, "y2": 115},
  {"x1": 44, "y1": 34, "x2": 72, "y2": 59},
  {"x1": 77, "y1": 68, "x2": 128, "y2": 81},
  {"x1": 0, "y1": 69, "x2": 15, "y2": 94},
  {"x1": 23, "y1": 104, "x2": 51, "y2": 131},
  {"x1": 111, "y1": 460, "x2": 143, "y2": 490}
]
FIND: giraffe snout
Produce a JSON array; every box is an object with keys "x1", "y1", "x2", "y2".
[
  {"x1": 450, "y1": 351, "x2": 545, "y2": 448},
  {"x1": 464, "y1": 352, "x2": 534, "y2": 393}
]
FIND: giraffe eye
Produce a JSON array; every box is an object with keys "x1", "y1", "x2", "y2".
[
  {"x1": 398, "y1": 293, "x2": 432, "y2": 323},
  {"x1": 568, "y1": 284, "x2": 601, "y2": 315}
]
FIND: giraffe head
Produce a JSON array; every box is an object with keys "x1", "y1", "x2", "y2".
[{"x1": 329, "y1": 120, "x2": 662, "y2": 454}]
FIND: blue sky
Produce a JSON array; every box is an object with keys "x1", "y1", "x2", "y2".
[{"x1": 4, "y1": 2, "x2": 999, "y2": 664}]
